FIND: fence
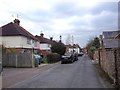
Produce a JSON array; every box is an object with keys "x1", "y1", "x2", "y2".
[{"x1": 2, "y1": 52, "x2": 37, "y2": 68}]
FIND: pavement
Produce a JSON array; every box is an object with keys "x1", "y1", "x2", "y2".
[{"x1": 2, "y1": 62, "x2": 60, "y2": 88}]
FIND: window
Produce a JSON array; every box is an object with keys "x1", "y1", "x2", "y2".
[
  {"x1": 48, "y1": 44, "x2": 51, "y2": 48},
  {"x1": 27, "y1": 38, "x2": 31, "y2": 45},
  {"x1": 34, "y1": 41, "x2": 38, "y2": 47}
]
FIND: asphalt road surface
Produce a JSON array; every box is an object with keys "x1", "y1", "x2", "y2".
[{"x1": 3, "y1": 55, "x2": 113, "y2": 88}]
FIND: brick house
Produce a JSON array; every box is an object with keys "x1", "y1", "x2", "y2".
[
  {"x1": 0, "y1": 19, "x2": 40, "y2": 67},
  {"x1": 65, "y1": 44, "x2": 81, "y2": 54},
  {"x1": 0, "y1": 19, "x2": 40, "y2": 52},
  {"x1": 35, "y1": 33, "x2": 57, "y2": 56}
]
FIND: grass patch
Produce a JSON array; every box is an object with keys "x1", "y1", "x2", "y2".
[{"x1": 42, "y1": 59, "x2": 48, "y2": 64}]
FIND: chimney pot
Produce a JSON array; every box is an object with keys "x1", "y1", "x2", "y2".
[
  {"x1": 14, "y1": 19, "x2": 20, "y2": 25},
  {"x1": 40, "y1": 33, "x2": 44, "y2": 37},
  {"x1": 50, "y1": 37, "x2": 53, "y2": 40}
]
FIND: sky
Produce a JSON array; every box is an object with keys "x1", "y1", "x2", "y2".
[{"x1": 0, "y1": 0, "x2": 119, "y2": 48}]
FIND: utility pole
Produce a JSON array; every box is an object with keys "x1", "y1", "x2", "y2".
[
  {"x1": 66, "y1": 35, "x2": 71, "y2": 45},
  {"x1": 72, "y1": 35, "x2": 74, "y2": 52},
  {"x1": 72, "y1": 35, "x2": 74, "y2": 46}
]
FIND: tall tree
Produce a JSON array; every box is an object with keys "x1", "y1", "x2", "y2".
[
  {"x1": 92, "y1": 37, "x2": 100, "y2": 49},
  {"x1": 51, "y1": 42, "x2": 66, "y2": 55},
  {"x1": 86, "y1": 37, "x2": 100, "y2": 59}
]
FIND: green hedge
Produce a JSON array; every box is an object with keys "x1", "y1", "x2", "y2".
[{"x1": 46, "y1": 53, "x2": 60, "y2": 63}]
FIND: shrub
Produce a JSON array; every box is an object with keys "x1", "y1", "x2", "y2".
[
  {"x1": 46, "y1": 53, "x2": 60, "y2": 63},
  {"x1": 42, "y1": 58, "x2": 48, "y2": 64},
  {"x1": 51, "y1": 42, "x2": 66, "y2": 55}
]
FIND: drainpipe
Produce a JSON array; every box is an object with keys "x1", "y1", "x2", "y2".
[{"x1": 114, "y1": 49, "x2": 119, "y2": 89}]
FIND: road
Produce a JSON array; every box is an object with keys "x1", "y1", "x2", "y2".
[
  {"x1": 3, "y1": 55, "x2": 113, "y2": 88},
  {"x1": 3, "y1": 63, "x2": 58, "y2": 88}
]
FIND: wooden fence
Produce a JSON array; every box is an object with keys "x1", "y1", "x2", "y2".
[{"x1": 2, "y1": 52, "x2": 37, "y2": 68}]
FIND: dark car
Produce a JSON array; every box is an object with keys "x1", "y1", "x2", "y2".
[
  {"x1": 78, "y1": 52, "x2": 84, "y2": 57},
  {"x1": 61, "y1": 54, "x2": 74, "y2": 64},
  {"x1": 73, "y1": 52, "x2": 78, "y2": 61},
  {"x1": 33, "y1": 54, "x2": 43, "y2": 65}
]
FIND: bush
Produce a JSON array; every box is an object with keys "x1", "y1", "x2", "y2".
[
  {"x1": 51, "y1": 42, "x2": 66, "y2": 55},
  {"x1": 46, "y1": 53, "x2": 60, "y2": 63},
  {"x1": 42, "y1": 58, "x2": 48, "y2": 64},
  {"x1": 86, "y1": 37, "x2": 100, "y2": 59}
]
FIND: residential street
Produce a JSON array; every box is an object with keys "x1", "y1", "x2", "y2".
[
  {"x1": 3, "y1": 55, "x2": 113, "y2": 88},
  {"x1": 1, "y1": 1, "x2": 119, "y2": 89}
]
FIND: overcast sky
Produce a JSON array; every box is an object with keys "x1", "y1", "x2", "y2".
[{"x1": 0, "y1": 0, "x2": 119, "y2": 47}]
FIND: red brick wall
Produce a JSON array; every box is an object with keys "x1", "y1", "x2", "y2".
[
  {"x1": 116, "y1": 49, "x2": 120, "y2": 85},
  {"x1": 100, "y1": 48, "x2": 107, "y2": 72},
  {"x1": 38, "y1": 50, "x2": 51, "y2": 56},
  {"x1": 106, "y1": 49, "x2": 115, "y2": 80},
  {"x1": 100, "y1": 48, "x2": 120, "y2": 84}
]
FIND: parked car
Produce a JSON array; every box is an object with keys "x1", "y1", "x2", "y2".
[
  {"x1": 33, "y1": 54, "x2": 43, "y2": 65},
  {"x1": 61, "y1": 53, "x2": 74, "y2": 64},
  {"x1": 73, "y1": 52, "x2": 78, "y2": 61},
  {"x1": 78, "y1": 52, "x2": 84, "y2": 57}
]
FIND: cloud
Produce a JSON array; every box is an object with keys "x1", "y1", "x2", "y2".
[
  {"x1": 52, "y1": 1, "x2": 91, "y2": 18},
  {"x1": 0, "y1": 0, "x2": 118, "y2": 47},
  {"x1": 91, "y1": 11, "x2": 118, "y2": 30},
  {"x1": 90, "y1": 2, "x2": 118, "y2": 15}
]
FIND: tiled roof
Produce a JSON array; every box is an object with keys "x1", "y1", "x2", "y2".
[
  {"x1": 114, "y1": 33, "x2": 120, "y2": 39},
  {"x1": 103, "y1": 39, "x2": 120, "y2": 48},
  {"x1": 66, "y1": 44, "x2": 81, "y2": 49},
  {"x1": 103, "y1": 31, "x2": 120, "y2": 39},
  {"x1": 35, "y1": 35, "x2": 56, "y2": 44},
  {"x1": 1, "y1": 22, "x2": 38, "y2": 41}
]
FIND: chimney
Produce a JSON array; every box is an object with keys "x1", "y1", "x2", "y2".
[
  {"x1": 14, "y1": 19, "x2": 20, "y2": 25},
  {"x1": 40, "y1": 33, "x2": 44, "y2": 37},
  {"x1": 50, "y1": 37, "x2": 53, "y2": 41}
]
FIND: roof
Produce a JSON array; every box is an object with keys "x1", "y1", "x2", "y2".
[
  {"x1": 35, "y1": 35, "x2": 56, "y2": 44},
  {"x1": 66, "y1": 44, "x2": 81, "y2": 49},
  {"x1": 114, "y1": 33, "x2": 120, "y2": 39},
  {"x1": 1, "y1": 22, "x2": 38, "y2": 41},
  {"x1": 103, "y1": 31, "x2": 120, "y2": 39},
  {"x1": 103, "y1": 39, "x2": 120, "y2": 48}
]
